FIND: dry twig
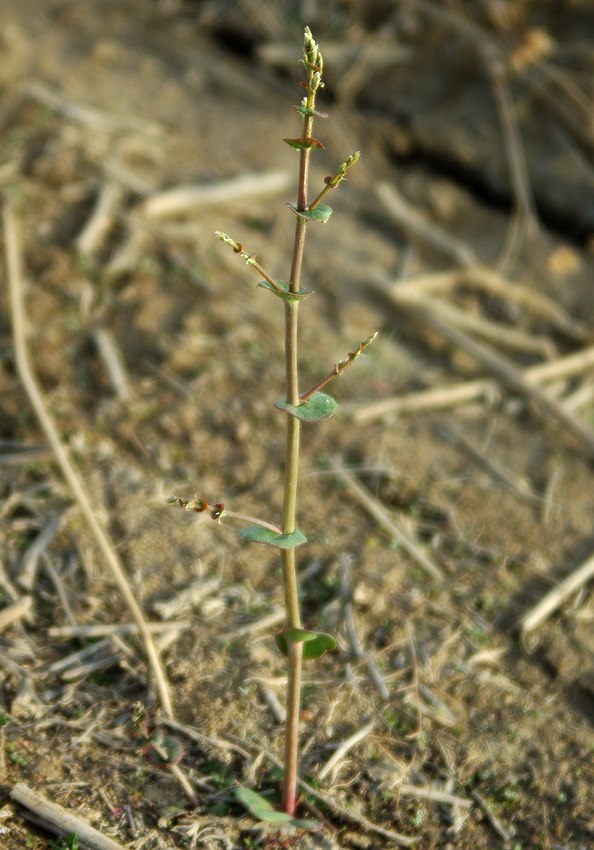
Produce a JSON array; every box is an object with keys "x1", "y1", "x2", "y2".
[
  {"x1": 395, "y1": 267, "x2": 589, "y2": 342},
  {"x1": 373, "y1": 278, "x2": 594, "y2": 460},
  {"x1": 48, "y1": 621, "x2": 190, "y2": 639},
  {"x1": 520, "y1": 550, "x2": 594, "y2": 635},
  {"x1": 330, "y1": 458, "x2": 444, "y2": 581},
  {"x1": 440, "y1": 425, "x2": 536, "y2": 502},
  {"x1": 376, "y1": 182, "x2": 478, "y2": 268},
  {"x1": 0, "y1": 596, "x2": 33, "y2": 633},
  {"x1": 76, "y1": 182, "x2": 123, "y2": 260},
  {"x1": 92, "y1": 327, "x2": 132, "y2": 401},
  {"x1": 4, "y1": 201, "x2": 174, "y2": 719},
  {"x1": 317, "y1": 720, "x2": 375, "y2": 782},
  {"x1": 352, "y1": 344, "x2": 594, "y2": 424},
  {"x1": 21, "y1": 81, "x2": 160, "y2": 136},
  {"x1": 140, "y1": 170, "x2": 291, "y2": 219},
  {"x1": 17, "y1": 513, "x2": 63, "y2": 591},
  {"x1": 339, "y1": 555, "x2": 390, "y2": 700},
  {"x1": 471, "y1": 789, "x2": 514, "y2": 842},
  {"x1": 11, "y1": 782, "x2": 125, "y2": 850},
  {"x1": 399, "y1": 783, "x2": 471, "y2": 808}
]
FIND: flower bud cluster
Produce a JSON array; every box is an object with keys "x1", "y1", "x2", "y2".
[{"x1": 302, "y1": 25, "x2": 324, "y2": 96}]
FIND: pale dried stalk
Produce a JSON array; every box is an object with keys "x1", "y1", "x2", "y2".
[
  {"x1": 520, "y1": 550, "x2": 594, "y2": 635},
  {"x1": 396, "y1": 265, "x2": 588, "y2": 341},
  {"x1": 140, "y1": 169, "x2": 291, "y2": 218},
  {"x1": 317, "y1": 720, "x2": 375, "y2": 781},
  {"x1": 18, "y1": 513, "x2": 63, "y2": 590},
  {"x1": 76, "y1": 181, "x2": 123, "y2": 259},
  {"x1": 388, "y1": 290, "x2": 554, "y2": 357},
  {"x1": 352, "y1": 344, "x2": 594, "y2": 423},
  {"x1": 3, "y1": 202, "x2": 174, "y2": 719},
  {"x1": 22, "y1": 81, "x2": 160, "y2": 135},
  {"x1": 375, "y1": 278, "x2": 594, "y2": 459},
  {"x1": 376, "y1": 181, "x2": 478, "y2": 267},
  {"x1": 339, "y1": 555, "x2": 390, "y2": 700},
  {"x1": 399, "y1": 783, "x2": 472, "y2": 808},
  {"x1": 48, "y1": 621, "x2": 190, "y2": 638},
  {"x1": 92, "y1": 327, "x2": 131, "y2": 401},
  {"x1": 11, "y1": 782, "x2": 125, "y2": 850},
  {"x1": 329, "y1": 457, "x2": 444, "y2": 581},
  {"x1": 0, "y1": 596, "x2": 33, "y2": 632}
]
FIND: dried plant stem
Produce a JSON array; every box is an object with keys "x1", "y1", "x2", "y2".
[
  {"x1": 11, "y1": 782, "x2": 125, "y2": 850},
  {"x1": 520, "y1": 549, "x2": 594, "y2": 635},
  {"x1": 330, "y1": 457, "x2": 444, "y2": 581},
  {"x1": 375, "y1": 277, "x2": 594, "y2": 460},
  {"x1": 3, "y1": 201, "x2": 174, "y2": 720}
]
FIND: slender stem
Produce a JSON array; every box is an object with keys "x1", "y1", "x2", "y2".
[
  {"x1": 289, "y1": 117, "x2": 313, "y2": 295},
  {"x1": 222, "y1": 511, "x2": 282, "y2": 534},
  {"x1": 282, "y1": 641, "x2": 302, "y2": 815},
  {"x1": 4, "y1": 202, "x2": 175, "y2": 721},
  {"x1": 308, "y1": 181, "x2": 332, "y2": 211},
  {"x1": 280, "y1": 109, "x2": 314, "y2": 819},
  {"x1": 247, "y1": 256, "x2": 283, "y2": 292},
  {"x1": 299, "y1": 366, "x2": 338, "y2": 403},
  {"x1": 299, "y1": 332, "x2": 379, "y2": 403}
]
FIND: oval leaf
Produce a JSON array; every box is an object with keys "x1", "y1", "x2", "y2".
[
  {"x1": 293, "y1": 819, "x2": 322, "y2": 831},
  {"x1": 287, "y1": 203, "x2": 333, "y2": 223},
  {"x1": 283, "y1": 137, "x2": 325, "y2": 151},
  {"x1": 237, "y1": 526, "x2": 307, "y2": 549},
  {"x1": 257, "y1": 279, "x2": 312, "y2": 302},
  {"x1": 274, "y1": 392, "x2": 338, "y2": 422},
  {"x1": 296, "y1": 105, "x2": 328, "y2": 119},
  {"x1": 276, "y1": 629, "x2": 337, "y2": 659},
  {"x1": 235, "y1": 787, "x2": 292, "y2": 824}
]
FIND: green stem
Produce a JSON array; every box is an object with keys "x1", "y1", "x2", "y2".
[
  {"x1": 308, "y1": 181, "x2": 332, "y2": 211},
  {"x1": 280, "y1": 111, "x2": 313, "y2": 817}
]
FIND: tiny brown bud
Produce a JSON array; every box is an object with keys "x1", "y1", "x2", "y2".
[
  {"x1": 211, "y1": 502, "x2": 225, "y2": 520},
  {"x1": 187, "y1": 496, "x2": 209, "y2": 512}
]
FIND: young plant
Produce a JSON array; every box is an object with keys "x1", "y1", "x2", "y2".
[{"x1": 170, "y1": 27, "x2": 377, "y2": 818}]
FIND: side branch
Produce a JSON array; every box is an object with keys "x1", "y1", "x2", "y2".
[
  {"x1": 300, "y1": 332, "x2": 379, "y2": 402},
  {"x1": 168, "y1": 494, "x2": 282, "y2": 534}
]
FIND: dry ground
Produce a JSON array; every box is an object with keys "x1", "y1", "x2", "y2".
[{"x1": 0, "y1": 2, "x2": 593, "y2": 849}]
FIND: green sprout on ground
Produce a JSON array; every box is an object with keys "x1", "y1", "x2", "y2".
[{"x1": 170, "y1": 26, "x2": 376, "y2": 821}]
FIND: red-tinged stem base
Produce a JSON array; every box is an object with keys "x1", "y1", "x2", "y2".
[{"x1": 281, "y1": 641, "x2": 303, "y2": 815}]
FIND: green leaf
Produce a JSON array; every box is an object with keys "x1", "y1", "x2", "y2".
[
  {"x1": 257, "y1": 279, "x2": 312, "y2": 303},
  {"x1": 287, "y1": 203, "x2": 333, "y2": 223},
  {"x1": 292, "y1": 819, "x2": 322, "y2": 830},
  {"x1": 283, "y1": 137, "x2": 325, "y2": 151},
  {"x1": 237, "y1": 526, "x2": 307, "y2": 549},
  {"x1": 276, "y1": 629, "x2": 337, "y2": 659},
  {"x1": 235, "y1": 787, "x2": 293, "y2": 824},
  {"x1": 274, "y1": 392, "x2": 338, "y2": 422},
  {"x1": 296, "y1": 105, "x2": 328, "y2": 119}
]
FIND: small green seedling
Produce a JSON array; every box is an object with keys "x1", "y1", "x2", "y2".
[{"x1": 171, "y1": 27, "x2": 376, "y2": 818}]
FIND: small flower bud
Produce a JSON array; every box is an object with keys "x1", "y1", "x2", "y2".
[{"x1": 211, "y1": 502, "x2": 225, "y2": 521}]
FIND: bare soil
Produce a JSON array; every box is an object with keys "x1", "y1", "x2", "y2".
[{"x1": 0, "y1": 2, "x2": 593, "y2": 849}]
